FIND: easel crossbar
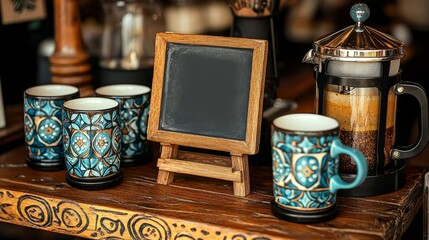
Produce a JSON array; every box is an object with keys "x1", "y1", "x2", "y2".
[{"x1": 157, "y1": 158, "x2": 242, "y2": 182}]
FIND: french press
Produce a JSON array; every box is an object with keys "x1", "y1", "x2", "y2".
[{"x1": 303, "y1": 3, "x2": 429, "y2": 196}]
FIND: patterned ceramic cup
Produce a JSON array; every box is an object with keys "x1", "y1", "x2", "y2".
[
  {"x1": 62, "y1": 97, "x2": 122, "y2": 190},
  {"x1": 271, "y1": 113, "x2": 367, "y2": 223},
  {"x1": 95, "y1": 84, "x2": 151, "y2": 165},
  {"x1": 24, "y1": 84, "x2": 79, "y2": 170}
]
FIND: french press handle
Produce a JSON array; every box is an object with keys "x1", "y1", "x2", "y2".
[{"x1": 391, "y1": 81, "x2": 429, "y2": 160}]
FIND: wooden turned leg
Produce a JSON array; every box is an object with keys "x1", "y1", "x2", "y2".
[
  {"x1": 157, "y1": 144, "x2": 178, "y2": 185},
  {"x1": 232, "y1": 154, "x2": 250, "y2": 196},
  {"x1": 50, "y1": 0, "x2": 93, "y2": 97}
]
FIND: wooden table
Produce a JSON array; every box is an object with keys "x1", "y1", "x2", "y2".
[
  {"x1": 0, "y1": 143, "x2": 425, "y2": 240},
  {"x1": 0, "y1": 74, "x2": 426, "y2": 239}
]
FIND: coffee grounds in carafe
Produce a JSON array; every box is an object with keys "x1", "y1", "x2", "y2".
[
  {"x1": 325, "y1": 89, "x2": 396, "y2": 173},
  {"x1": 339, "y1": 128, "x2": 394, "y2": 173}
]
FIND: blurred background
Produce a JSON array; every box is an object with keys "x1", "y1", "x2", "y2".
[
  {"x1": 1, "y1": 0, "x2": 428, "y2": 104},
  {"x1": 0, "y1": 0, "x2": 428, "y2": 238}
]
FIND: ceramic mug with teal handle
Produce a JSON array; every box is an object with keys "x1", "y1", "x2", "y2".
[{"x1": 271, "y1": 113, "x2": 367, "y2": 223}]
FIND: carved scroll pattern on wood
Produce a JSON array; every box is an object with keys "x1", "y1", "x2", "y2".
[{"x1": 0, "y1": 190, "x2": 272, "y2": 240}]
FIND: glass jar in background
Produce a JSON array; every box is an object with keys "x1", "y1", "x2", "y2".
[
  {"x1": 101, "y1": 0, "x2": 165, "y2": 69},
  {"x1": 99, "y1": 0, "x2": 165, "y2": 86},
  {"x1": 141, "y1": 0, "x2": 166, "y2": 61}
]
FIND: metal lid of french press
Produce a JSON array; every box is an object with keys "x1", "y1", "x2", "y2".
[{"x1": 303, "y1": 3, "x2": 404, "y2": 63}]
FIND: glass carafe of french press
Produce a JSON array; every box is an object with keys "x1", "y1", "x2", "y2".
[{"x1": 303, "y1": 3, "x2": 429, "y2": 196}]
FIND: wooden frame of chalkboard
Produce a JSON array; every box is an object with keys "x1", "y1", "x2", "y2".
[{"x1": 148, "y1": 33, "x2": 267, "y2": 196}]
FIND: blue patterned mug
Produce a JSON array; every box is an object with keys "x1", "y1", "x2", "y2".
[
  {"x1": 62, "y1": 97, "x2": 122, "y2": 190},
  {"x1": 271, "y1": 113, "x2": 367, "y2": 223},
  {"x1": 24, "y1": 84, "x2": 79, "y2": 170},
  {"x1": 95, "y1": 84, "x2": 151, "y2": 165}
]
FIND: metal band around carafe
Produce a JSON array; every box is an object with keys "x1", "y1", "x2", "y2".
[{"x1": 315, "y1": 60, "x2": 401, "y2": 175}]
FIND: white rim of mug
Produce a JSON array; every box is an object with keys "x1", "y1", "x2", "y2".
[
  {"x1": 272, "y1": 113, "x2": 339, "y2": 134},
  {"x1": 95, "y1": 84, "x2": 151, "y2": 98},
  {"x1": 63, "y1": 97, "x2": 119, "y2": 112},
  {"x1": 25, "y1": 84, "x2": 79, "y2": 99}
]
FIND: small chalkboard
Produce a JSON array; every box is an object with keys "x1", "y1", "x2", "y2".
[
  {"x1": 160, "y1": 43, "x2": 252, "y2": 141},
  {"x1": 148, "y1": 33, "x2": 267, "y2": 196}
]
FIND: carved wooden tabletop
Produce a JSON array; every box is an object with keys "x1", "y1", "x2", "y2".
[{"x1": 0, "y1": 143, "x2": 426, "y2": 240}]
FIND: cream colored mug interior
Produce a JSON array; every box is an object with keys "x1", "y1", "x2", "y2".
[
  {"x1": 273, "y1": 113, "x2": 339, "y2": 132},
  {"x1": 95, "y1": 84, "x2": 150, "y2": 96},
  {"x1": 25, "y1": 84, "x2": 79, "y2": 97},
  {"x1": 63, "y1": 97, "x2": 118, "y2": 111}
]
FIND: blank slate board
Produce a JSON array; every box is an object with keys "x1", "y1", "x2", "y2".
[
  {"x1": 148, "y1": 33, "x2": 268, "y2": 154},
  {"x1": 160, "y1": 43, "x2": 252, "y2": 141}
]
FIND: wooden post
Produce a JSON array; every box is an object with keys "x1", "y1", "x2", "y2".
[
  {"x1": 157, "y1": 143, "x2": 178, "y2": 184},
  {"x1": 232, "y1": 154, "x2": 250, "y2": 196},
  {"x1": 50, "y1": 0, "x2": 93, "y2": 96}
]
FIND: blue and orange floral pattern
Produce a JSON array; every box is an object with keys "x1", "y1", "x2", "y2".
[
  {"x1": 62, "y1": 108, "x2": 121, "y2": 178},
  {"x1": 112, "y1": 94, "x2": 150, "y2": 162},
  {"x1": 24, "y1": 98, "x2": 69, "y2": 162},
  {"x1": 271, "y1": 129, "x2": 337, "y2": 210}
]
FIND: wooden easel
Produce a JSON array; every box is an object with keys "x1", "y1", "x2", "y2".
[
  {"x1": 148, "y1": 33, "x2": 267, "y2": 197},
  {"x1": 157, "y1": 144, "x2": 250, "y2": 196}
]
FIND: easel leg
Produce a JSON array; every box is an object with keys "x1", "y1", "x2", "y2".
[
  {"x1": 231, "y1": 154, "x2": 250, "y2": 196},
  {"x1": 157, "y1": 144, "x2": 178, "y2": 185}
]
